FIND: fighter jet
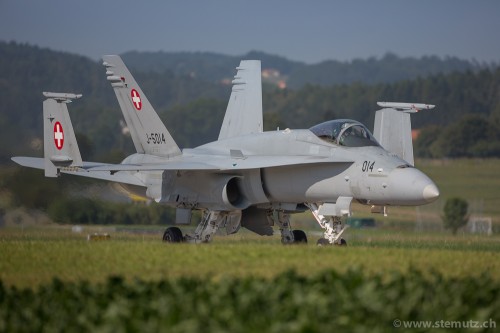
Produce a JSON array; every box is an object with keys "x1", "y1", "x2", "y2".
[{"x1": 12, "y1": 56, "x2": 439, "y2": 245}]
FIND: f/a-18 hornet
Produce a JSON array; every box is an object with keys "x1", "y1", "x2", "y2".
[{"x1": 12, "y1": 56, "x2": 439, "y2": 245}]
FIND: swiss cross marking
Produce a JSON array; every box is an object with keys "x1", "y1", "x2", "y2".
[
  {"x1": 54, "y1": 121, "x2": 64, "y2": 150},
  {"x1": 131, "y1": 89, "x2": 142, "y2": 110}
]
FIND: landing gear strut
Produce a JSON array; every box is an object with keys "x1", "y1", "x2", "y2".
[
  {"x1": 162, "y1": 211, "x2": 227, "y2": 244},
  {"x1": 184, "y1": 210, "x2": 227, "y2": 243},
  {"x1": 268, "y1": 210, "x2": 307, "y2": 244},
  {"x1": 163, "y1": 210, "x2": 241, "y2": 244},
  {"x1": 307, "y1": 203, "x2": 348, "y2": 246},
  {"x1": 162, "y1": 209, "x2": 309, "y2": 245}
]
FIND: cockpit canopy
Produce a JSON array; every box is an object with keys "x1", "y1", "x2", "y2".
[{"x1": 309, "y1": 119, "x2": 379, "y2": 147}]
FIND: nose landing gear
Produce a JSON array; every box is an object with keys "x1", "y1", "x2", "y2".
[{"x1": 306, "y1": 200, "x2": 351, "y2": 246}]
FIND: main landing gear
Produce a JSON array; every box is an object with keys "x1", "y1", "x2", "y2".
[
  {"x1": 162, "y1": 227, "x2": 183, "y2": 242},
  {"x1": 267, "y1": 210, "x2": 307, "y2": 244},
  {"x1": 162, "y1": 209, "x2": 308, "y2": 244},
  {"x1": 162, "y1": 210, "x2": 242, "y2": 244},
  {"x1": 184, "y1": 211, "x2": 229, "y2": 243},
  {"x1": 162, "y1": 201, "x2": 352, "y2": 246}
]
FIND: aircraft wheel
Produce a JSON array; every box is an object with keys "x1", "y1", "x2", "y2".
[
  {"x1": 162, "y1": 227, "x2": 183, "y2": 243},
  {"x1": 316, "y1": 238, "x2": 330, "y2": 246},
  {"x1": 292, "y1": 230, "x2": 308, "y2": 244},
  {"x1": 336, "y1": 238, "x2": 347, "y2": 246}
]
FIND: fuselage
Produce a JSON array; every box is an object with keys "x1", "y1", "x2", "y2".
[{"x1": 118, "y1": 124, "x2": 439, "y2": 211}]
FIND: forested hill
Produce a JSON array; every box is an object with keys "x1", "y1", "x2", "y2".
[
  {"x1": 0, "y1": 42, "x2": 229, "y2": 161},
  {"x1": 122, "y1": 50, "x2": 485, "y2": 88},
  {"x1": 0, "y1": 41, "x2": 499, "y2": 163},
  {"x1": 121, "y1": 50, "x2": 303, "y2": 84}
]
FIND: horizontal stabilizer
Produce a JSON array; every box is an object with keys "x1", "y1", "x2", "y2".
[
  {"x1": 12, "y1": 156, "x2": 45, "y2": 169},
  {"x1": 11, "y1": 157, "x2": 144, "y2": 186}
]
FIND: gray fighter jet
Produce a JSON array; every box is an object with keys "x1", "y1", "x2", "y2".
[{"x1": 12, "y1": 56, "x2": 439, "y2": 245}]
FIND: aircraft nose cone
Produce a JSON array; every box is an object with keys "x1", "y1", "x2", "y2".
[
  {"x1": 423, "y1": 183, "x2": 440, "y2": 202},
  {"x1": 386, "y1": 168, "x2": 440, "y2": 205}
]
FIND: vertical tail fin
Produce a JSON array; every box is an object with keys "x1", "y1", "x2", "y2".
[
  {"x1": 218, "y1": 60, "x2": 263, "y2": 140},
  {"x1": 42, "y1": 92, "x2": 83, "y2": 177},
  {"x1": 373, "y1": 102, "x2": 435, "y2": 166},
  {"x1": 102, "y1": 55, "x2": 181, "y2": 158}
]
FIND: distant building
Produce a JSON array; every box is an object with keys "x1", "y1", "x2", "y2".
[
  {"x1": 262, "y1": 68, "x2": 287, "y2": 89},
  {"x1": 412, "y1": 129, "x2": 420, "y2": 140},
  {"x1": 262, "y1": 68, "x2": 280, "y2": 78},
  {"x1": 277, "y1": 80, "x2": 287, "y2": 89},
  {"x1": 221, "y1": 68, "x2": 288, "y2": 89}
]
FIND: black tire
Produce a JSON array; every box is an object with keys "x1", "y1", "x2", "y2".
[
  {"x1": 162, "y1": 227, "x2": 183, "y2": 243},
  {"x1": 292, "y1": 230, "x2": 308, "y2": 244},
  {"x1": 317, "y1": 238, "x2": 330, "y2": 246},
  {"x1": 336, "y1": 238, "x2": 347, "y2": 246}
]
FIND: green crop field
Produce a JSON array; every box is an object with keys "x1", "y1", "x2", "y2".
[
  {"x1": 1, "y1": 227, "x2": 500, "y2": 288},
  {"x1": 1, "y1": 227, "x2": 499, "y2": 332}
]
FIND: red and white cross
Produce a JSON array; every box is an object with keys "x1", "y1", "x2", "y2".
[
  {"x1": 54, "y1": 121, "x2": 64, "y2": 150},
  {"x1": 131, "y1": 89, "x2": 142, "y2": 110}
]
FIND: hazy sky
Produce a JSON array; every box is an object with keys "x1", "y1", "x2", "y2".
[{"x1": 1, "y1": 0, "x2": 499, "y2": 64}]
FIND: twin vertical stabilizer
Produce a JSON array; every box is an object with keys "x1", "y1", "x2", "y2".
[
  {"x1": 373, "y1": 102, "x2": 435, "y2": 166},
  {"x1": 102, "y1": 55, "x2": 181, "y2": 158},
  {"x1": 42, "y1": 92, "x2": 83, "y2": 177},
  {"x1": 218, "y1": 60, "x2": 263, "y2": 140}
]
